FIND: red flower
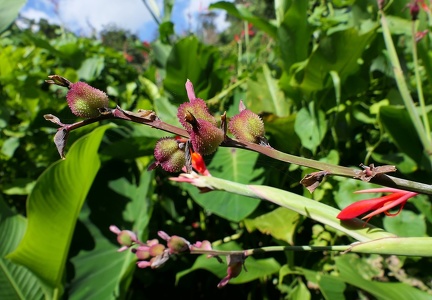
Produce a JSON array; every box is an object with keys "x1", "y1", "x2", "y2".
[
  {"x1": 191, "y1": 152, "x2": 211, "y2": 176},
  {"x1": 337, "y1": 188, "x2": 418, "y2": 222}
]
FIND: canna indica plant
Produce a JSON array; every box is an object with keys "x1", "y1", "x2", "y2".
[{"x1": 44, "y1": 74, "x2": 432, "y2": 288}]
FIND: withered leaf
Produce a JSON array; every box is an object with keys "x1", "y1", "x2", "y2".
[
  {"x1": 54, "y1": 128, "x2": 69, "y2": 158},
  {"x1": 300, "y1": 170, "x2": 330, "y2": 193}
]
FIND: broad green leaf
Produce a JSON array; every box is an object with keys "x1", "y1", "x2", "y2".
[
  {"x1": 153, "y1": 95, "x2": 180, "y2": 127},
  {"x1": 383, "y1": 210, "x2": 426, "y2": 237},
  {"x1": 333, "y1": 179, "x2": 380, "y2": 210},
  {"x1": 210, "y1": 1, "x2": 277, "y2": 39},
  {"x1": 100, "y1": 135, "x2": 159, "y2": 160},
  {"x1": 185, "y1": 148, "x2": 264, "y2": 222},
  {"x1": 291, "y1": 23, "x2": 377, "y2": 93},
  {"x1": 0, "y1": 197, "x2": 45, "y2": 300},
  {"x1": 244, "y1": 207, "x2": 300, "y2": 245},
  {"x1": 294, "y1": 105, "x2": 327, "y2": 153},
  {"x1": 280, "y1": 265, "x2": 346, "y2": 300},
  {"x1": 316, "y1": 274, "x2": 346, "y2": 300},
  {"x1": 262, "y1": 113, "x2": 300, "y2": 154},
  {"x1": 7, "y1": 124, "x2": 114, "y2": 292},
  {"x1": 67, "y1": 168, "x2": 154, "y2": 299},
  {"x1": 0, "y1": 0, "x2": 26, "y2": 33},
  {"x1": 379, "y1": 106, "x2": 424, "y2": 167},
  {"x1": 290, "y1": 278, "x2": 311, "y2": 300},
  {"x1": 277, "y1": 0, "x2": 312, "y2": 71},
  {"x1": 336, "y1": 254, "x2": 432, "y2": 299},
  {"x1": 163, "y1": 36, "x2": 223, "y2": 102},
  {"x1": 246, "y1": 65, "x2": 290, "y2": 116},
  {"x1": 176, "y1": 242, "x2": 280, "y2": 285},
  {"x1": 371, "y1": 151, "x2": 417, "y2": 174},
  {"x1": 412, "y1": 194, "x2": 432, "y2": 224},
  {"x1": 77, "y1": 57, "x2": 105, "y2": 81},
  {"x1": 1, "y1": 136, "x2": 19, "y2": 158}
]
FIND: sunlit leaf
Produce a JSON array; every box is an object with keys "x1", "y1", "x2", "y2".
[
  {"x1": 244, "y1": 207, "x2": 300, "y2": 245},
  {"x1": 184, "y1": 148, "x2": 264, "y2": 222},
  {"x1": 383, "y1": 210, "x2": 426, "y2": 237},
  {"x1": 176, "y1": 242, "x2": 280, "y2": 285},
  {"x1": 0, "y1": 0, "x2": 26, "y2": 33},
  {"x1": 0, "y1": 197, "x2": 45, "y2": 300},
  {"x1": 7, "y1": 124, "x2": 114, "y2": 291}
]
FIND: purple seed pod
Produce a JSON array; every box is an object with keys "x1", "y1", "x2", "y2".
[{"x1": 66, "y1": 82, "x2": 109, "y2": 118}]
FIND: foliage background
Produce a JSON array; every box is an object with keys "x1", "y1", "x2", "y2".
[{"x1": 1, "y1": 0, "x2": 432, "y2": 299}]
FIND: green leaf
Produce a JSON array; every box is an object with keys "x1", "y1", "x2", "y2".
[
  {"x1": 277, "y1": 0, "x2": 312, "y2": 71},
  {"x1": 181, "y1": 175, "x2": 394, "y2": 241},
  {"x1": 210, "y1": 1, "x2": 277, "y2": 38},
  {"x1": 77, "y1": 56, "x2": 105, "y2": 81},
  {"x1": 290, "y1": 278, "x2": 311, "y2": 300},
  {"x1": 379, "y1": 106, "x2": 424, "y2": 167},
  {"x1": 1, "y1": 136, "x2": 19, "y2": 158},
  {"x1": 262, "y1": 113, "x2": 300, "y2": 154},
  {"x1": 0, "y1": 197, "x2": 45, "y2": 300},
  {"x1": 185, "y1": 148, "x2": 264, "y2": 222},
  {"x1": 246, "y1": 65, "x2": 290, "y2": 116},
  {"x1": 294, "y1": 105, "x2": 327, "y2": 153},
  {"x1": 244, "y1": 207, "x2": 300, "y2": 245},
  {"x1": 333, "y1": 179, "x2": 380, "y2": 210},
  {"x1": 163, "y1": 36, "x2": 223, "y2": 102},
  {"x1": 176, "y1": 242, "x2": 280, "y2": 285},
  {"x1": 67, "y1": 166, "x2": 154, "y2": 299},
  {"x1": 7, "y1": 124, "x2": 114, "y2": 292},
  {"x1": 291, "y1": 23, "x2": 377, "y2": 93},
  {"x1": 0, "y1": 0, "x2": 27, "y2": 33},
  {"x1": 383, "y1": 210, "x2": 426, "y2": 237},
  {"x1": 336, "y1": 254, "x2": 432, "y2": 299}
]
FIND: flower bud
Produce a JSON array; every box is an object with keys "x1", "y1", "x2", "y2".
[
  {"x1": 228, "y1": 101, "x2": 265, "y2": 144},
  {"x1": 154, "y1": 137, "x2": 186, "y2": 172},
  {"x1": 117, "y1": 230, "x2": 137, "y2": 247},
  {"x1": 167, "y1": 235, "x2": 190, "y2": 254},
  {"x1": 66, "y1": 82, "x2": 109, "y2": 118}
]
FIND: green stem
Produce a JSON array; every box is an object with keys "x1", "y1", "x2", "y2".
[
  {"x1": 207, "y1": 77, "x2": 247, "y2": 106},
  {"x1": 411, "y1": 20, "x2": 432, "y2": 143},
  {"x1": 244, "y1": 21, "x2": 250, "y2": 64},
  {"x1": 46, "y1": 106, "x2": 432, "y2": 195},
  {"x1": 189, "y1": 236, "x2": 432, "y2": 257},
  {"x1": 379, "y1": 9, "x2": 432, "y2": 157},
  {"x1": 190, "y1": 245, "x2": 350, "y2": 257},
  {"x1": 176, "y1": 174, "x2": 394, "y2": 242}
]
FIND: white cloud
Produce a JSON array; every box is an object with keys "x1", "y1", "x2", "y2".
[
  {"x1": 19, "y1": 0, "x2": 232, "y2": 40},
  {"x1": 58, "y1": 0, "x2": 158, "y2": 37},
  {"x1": 20, "y1": 7, "x2": 60, "y2": 24},
  {"x1": 179, "y1": 0, "x2": 231, "y2": 33}
]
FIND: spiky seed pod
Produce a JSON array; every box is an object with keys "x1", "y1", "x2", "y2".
[
  {"x1": 154, "y1": 137, "x2": 186, "y2": 172},
  {"x1": 185, "y1": 112, "x2": 224, "y2": 155},
  {"x1": 66, "y1": 82, "x2": 109, "y2": 118},
  {"x1": 228, "y1": 109, "x2": 265, "y2": 144},
  {"x1": 177, "y1": 99, "x2": 217, "y2": 131}
]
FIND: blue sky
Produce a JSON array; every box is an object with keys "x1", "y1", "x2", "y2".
[{"x1": 19, "y1": 0, "x2": 231, "y2": 41}]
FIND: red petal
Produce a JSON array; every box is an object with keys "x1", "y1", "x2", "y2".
[{"x1": 337, "y1": 193, "x2": 404, "y2": 220}]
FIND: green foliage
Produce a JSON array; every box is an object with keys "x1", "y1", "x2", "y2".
[{"x1": 2, "y1": 0, "x2": 432, "y2": 299}]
